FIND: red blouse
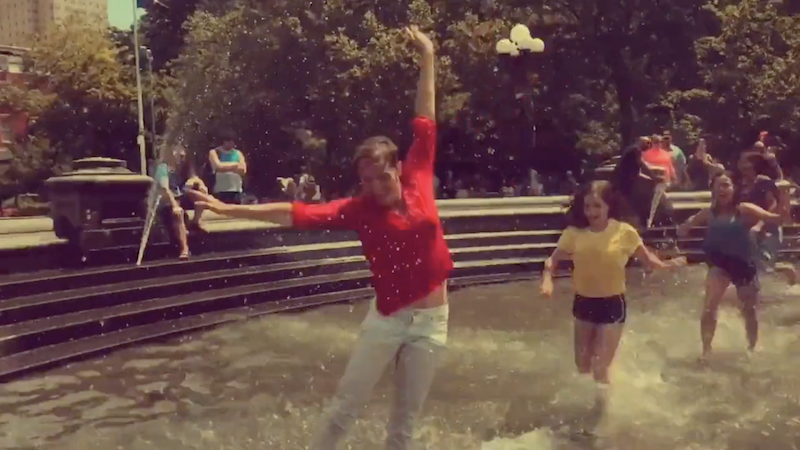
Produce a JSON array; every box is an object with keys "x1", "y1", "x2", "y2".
[
  {"x1": 291, "y1": 117, "x2": 453, "y2": 315},
  {"x1": 642, "y1": 148, "x2": 676, "y2": 182}
]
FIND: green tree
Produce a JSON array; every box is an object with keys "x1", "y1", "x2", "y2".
[
  {"x1": 167, "y1": 0, "x2": 463, "y2": 193},
  {"x1": 667, "y1": 0, "x2": 800, "y2": 162},
  {"x1": 140, "y1": 0, "x2": 204, "y2": 70},
  {"x1": 0, "y1": 137, "x2": 68, "y2": 200},
  {"x1": 26, "y1": 21, "x2": 140, "y2": 162}
]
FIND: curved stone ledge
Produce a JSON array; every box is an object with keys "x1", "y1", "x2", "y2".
[
  {"x1": 0, "y1": 192, "x2": 714, "y2": 235},
  {"x1": 0, "y1": 194, "x2": 795, "y2": 382}
]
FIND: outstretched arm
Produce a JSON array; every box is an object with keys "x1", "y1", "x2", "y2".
[
  {"x1": 192, "y1": 191, "x2": 294, "y2": 226},
  {"x1": 739, "y1": 181, "x2": 793, "y2": 224},
  {"x1": 633, "y1": 245, "x2": 685, "y2": 270},
  {"x1": 187, "y1": 190, "x2": 359, "y2": 230},
  {"x1": 677, "y1": 208, "x2": 711, "y2": 237}
]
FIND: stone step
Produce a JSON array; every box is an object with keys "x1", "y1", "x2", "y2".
[
  {"x1": 3, "y1": 227, "x2": 800, "y2": 301},
  {"x1": 0, "y1": 257, "x2": 556, "y2": 366},
  {"x1": 0, "y1": 288, "x2": 376, "y2": 381},
  {"x1": 0, "y1": 256, "x2": 367, "y2": 326}
]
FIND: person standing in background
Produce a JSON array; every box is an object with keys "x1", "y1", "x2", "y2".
[
  {"x1": 663, "y1": 131, "x2": 687, "y2": 188},
  {"x1": 642, "y1": 135, "x2": 676, "y2": 185},
  {"x1": 209, "y1": 131, "x2": 247, "y2": 204},
  {"x1": 687, "y1": 138, "x2": 724, "y2": 190}
]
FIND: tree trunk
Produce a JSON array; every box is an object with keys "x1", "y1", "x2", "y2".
[{"x1": 606, "y1": 49, "x2": 636, "y2": 146}]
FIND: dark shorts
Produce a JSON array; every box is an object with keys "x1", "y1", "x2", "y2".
[
  {"x1": 158, "y1": 204, "x2": 189, "y2": 229},
  {"x1": 706, "y1": 251, "x2": 759, "y2": 289},
  {"x1": 572, "y1": 294, "x2": 626, "y2": 325},
  {"x1": 216, "y1": 191, "x2": 242, "y2": 204},
  {"x1": 178, "y1": 195, "x2": 195, "y2": 211}
]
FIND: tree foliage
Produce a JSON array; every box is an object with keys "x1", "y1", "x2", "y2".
[
  {"x1": 25, "y1": 21, "x2": 143, "y2": 162},
  {"x1": 667, "y1": 0, "x2": 800, "y2": 163},
  {"x1": 2, "y1": 19, "x2": 172, "y2": 185},
  {"x1": 168, "y1": 0, "x2": 760, "y2": 190},
  {"x1": 0, "y1": 138, "x2": 68, "y2": 199},
  {"x1": 11, "y1": 0, "x2": 800, "y2": 196},
  {"x1": 140, "y1": 0, "x2": 204, "y2": 71}
]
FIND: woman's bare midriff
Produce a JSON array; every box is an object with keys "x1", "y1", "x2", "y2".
[{"x1": 410, "y1": 281, "x2": 448, "y2": 309}]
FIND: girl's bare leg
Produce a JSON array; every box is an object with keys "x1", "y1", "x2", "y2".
[
  {"x1": 737, "y1": 284, "x2": 760, "y2": 351},
  {"x1": 171, "y1": 209, "x2": 190, "y2": 258},
  {"x1": 592, "y1": 324, "x2": 624, "y2": 385},
  {"x1": 701, "y1": 268, "x2": 730, "y2": 359},
  {"x1": 574, "y1": 320, "x2": 597, "y2": 375}
]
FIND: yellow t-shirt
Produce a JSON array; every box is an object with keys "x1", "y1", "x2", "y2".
[{"x1": 556, "y1": 219, "x2": 643, "y2": 298}]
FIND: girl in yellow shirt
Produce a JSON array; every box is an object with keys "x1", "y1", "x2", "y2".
[{"x1": 540, "y1": 180, "x2": 685, "y2": 400}]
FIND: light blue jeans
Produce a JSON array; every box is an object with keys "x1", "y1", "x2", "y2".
[{"x1": 310, "y1": 300, "x2": 449, "y2": 450}]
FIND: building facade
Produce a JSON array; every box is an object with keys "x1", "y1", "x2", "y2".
[
  {"x1": 0, "y1": 45, "x2": 31, "y2": 159},
  {"x1": 0, "y1": 0, "x2": 108, "y2": 48}
]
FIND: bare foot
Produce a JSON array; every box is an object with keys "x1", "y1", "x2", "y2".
[
  {"x1": 698, "y1": 349, "x2": 712, "y2": 365},
  {"x1": 593, "y1": 384, "x2": 611, "y2": 412}
]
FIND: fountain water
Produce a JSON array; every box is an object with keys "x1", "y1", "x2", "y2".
[{"x1": 646, "y1": 183, "x2": 668, "y2": 229}]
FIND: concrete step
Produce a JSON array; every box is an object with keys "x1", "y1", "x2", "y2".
[
  {"x1": 0, "y1": 256, "x2": 554, "y2": 363},
  {"x1": 0, "y1": 259, "x2": 563, "y2": 381},
  {"x1": 0, "y1": 287, "x2": 376, "y2": 381},
  {"x1": 0, "y1": 256, "x2": 368, "y2": 326},
  {"x1": 0, "y1": 270, "x2": 372, "y2": 357},
  {"x1": 5, "y1": 225, "x2": 800, "y2": 301}
]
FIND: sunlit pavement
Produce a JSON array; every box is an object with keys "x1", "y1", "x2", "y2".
[{"x1": 3, "y1": 268, "x2": 800, "y2": 449}]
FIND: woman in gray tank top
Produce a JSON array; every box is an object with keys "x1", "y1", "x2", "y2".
[{"x1": 678, "y1": 172, "x2": 791, "y2": 360}]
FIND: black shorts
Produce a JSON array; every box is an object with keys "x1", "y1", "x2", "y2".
[
  {"x1": 158, "y1": 203, "x2": 189, "y2": 229},
  {"x1": 706, "y1": 251, "x2": 759, "y2": 288},
  {"x1": 573, "y1": 294, "x2": 626, "y2": 325},
  {"x1": 216, "y1": 191, "x2": 242, "y2": 204},
  {"x1": 178, "y1": 195, "x2": 195, "y2": 211}
]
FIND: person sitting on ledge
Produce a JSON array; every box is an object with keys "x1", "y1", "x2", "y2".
[
  {"x1": 188, "y1": 26, "x2": 450, "y2": 450},
  {"x1": 154, "y1": 145, "x2": 208, "y2": 260}
]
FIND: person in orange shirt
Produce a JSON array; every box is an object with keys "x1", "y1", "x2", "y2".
[{"x1": 641, "y1": 135, "x2": 676, "y2": 184}]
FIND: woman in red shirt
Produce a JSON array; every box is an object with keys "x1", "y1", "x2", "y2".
[{"x1": 190, "y1": 26, "x2": 449, "y2": 450}]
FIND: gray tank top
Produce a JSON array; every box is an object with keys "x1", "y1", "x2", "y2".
[
  {"x1": 213, "y1": 149, "x2": 243, "y2": 193},
  {"x1": 703, "y1": 210, "x2": 754, "y2": 260}
]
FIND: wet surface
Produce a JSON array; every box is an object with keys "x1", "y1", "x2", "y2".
[{"x1": 2, "y1": 268, "x2": 800, "y2": 449}]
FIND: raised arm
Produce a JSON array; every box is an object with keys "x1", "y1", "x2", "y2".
[
  {"x1": 406, "y1": 25, "x2": 435, "y2": 120},
  {"x1": 403, "y1": 26, "x2": 437, "y2": 181}
]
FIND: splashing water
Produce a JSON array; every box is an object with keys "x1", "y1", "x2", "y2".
[
  {"x1": 3, "y1": 274, "x2": 800, "y2": 450},
  {"x1": 646, "y1": 183, "x2": 668, "y2": 229}
]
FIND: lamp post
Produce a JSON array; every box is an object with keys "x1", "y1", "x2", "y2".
[
  {"x1": 495, "y1": 25, "x2": 544, "y2": 183},
  {"x1": 132, "y1": 0, "x2": 147, "y2": 175},
  {"x1": 141, "y1": 46, "x2": 157, "y2": 149}
]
